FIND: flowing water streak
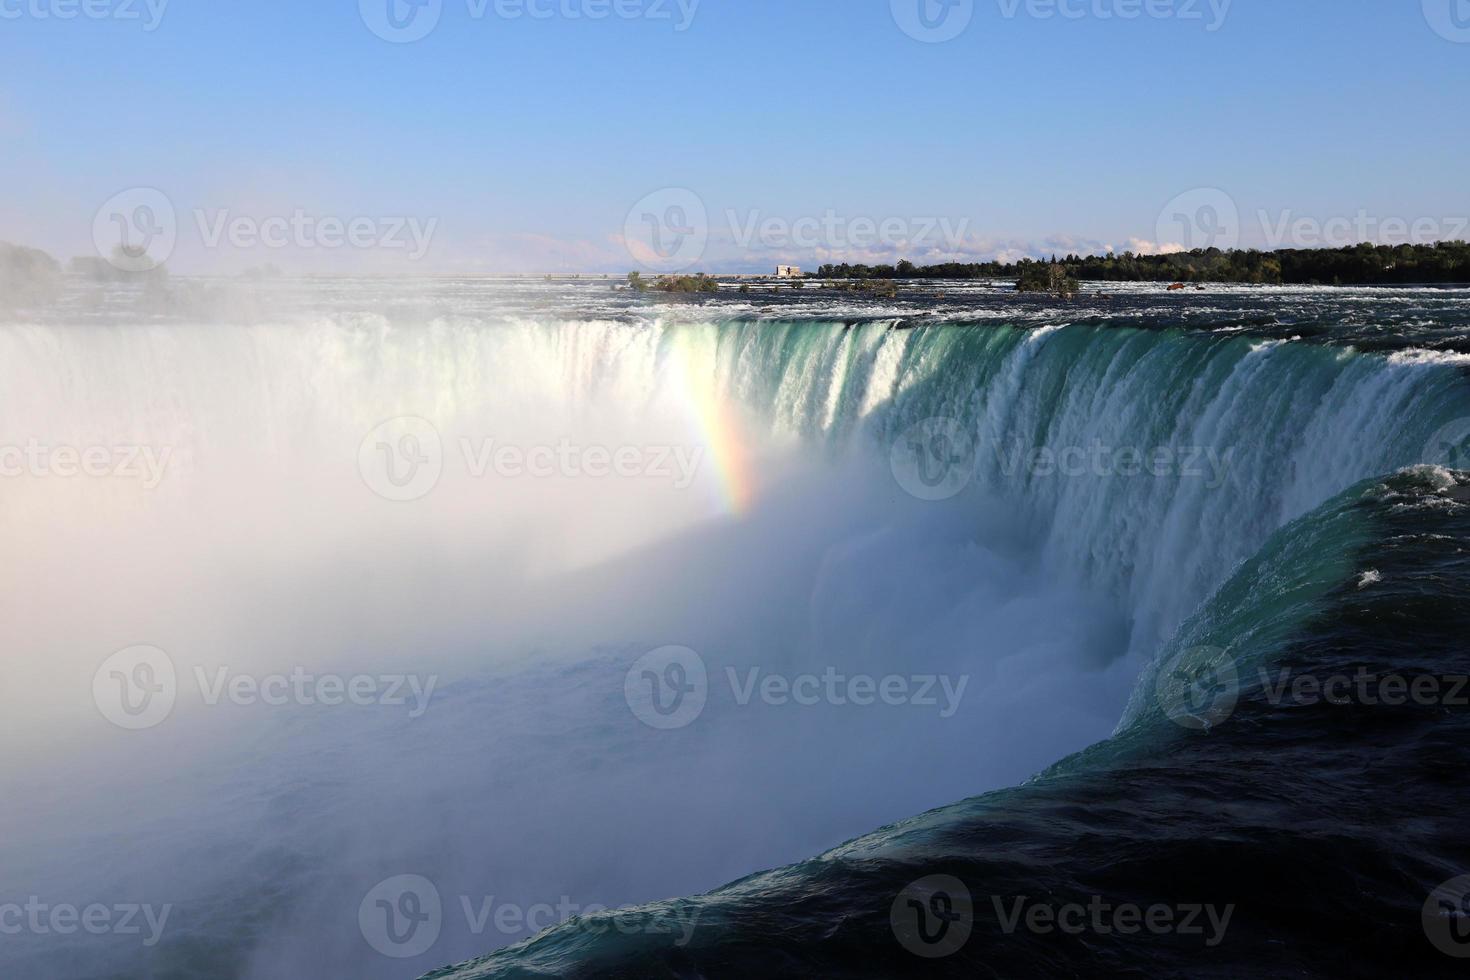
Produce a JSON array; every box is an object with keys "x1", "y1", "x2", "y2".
[{"x1": 646, "y1": 318, "x2": 1467, "y2": 647}]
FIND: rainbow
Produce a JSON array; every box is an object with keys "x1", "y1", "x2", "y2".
[{"x1": 671, "y1": 331, "x2": 756, "y2": 516}]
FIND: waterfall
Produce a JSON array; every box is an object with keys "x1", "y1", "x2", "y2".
[{"x1": 1, "y1": 311, "x2": 1464, "y2": 980}]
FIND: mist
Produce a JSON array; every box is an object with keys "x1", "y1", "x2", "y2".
[
  {"x1": 1, "y1": 275, "x2": 1453, "y2": 978},
  {"x1": 0, "y1": 299, "x2": 1140, "y2": 979}
]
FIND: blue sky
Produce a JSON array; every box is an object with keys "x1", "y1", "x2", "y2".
[{"x1": 3, "y1": 0, "x2": 1469, "y2": 272}]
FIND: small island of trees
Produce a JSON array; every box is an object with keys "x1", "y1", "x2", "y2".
[{"x1": 627, "y1": 271, "x2": 721, "y2": 294}]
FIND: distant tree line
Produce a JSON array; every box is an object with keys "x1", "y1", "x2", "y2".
[{"x1": 817, "y1": 241, "x2": 1470, "y2": 286}]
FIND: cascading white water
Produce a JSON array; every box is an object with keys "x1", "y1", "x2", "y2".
[{"x1": 1, "y1": 300, "x2": 1464, "y2": 979}]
